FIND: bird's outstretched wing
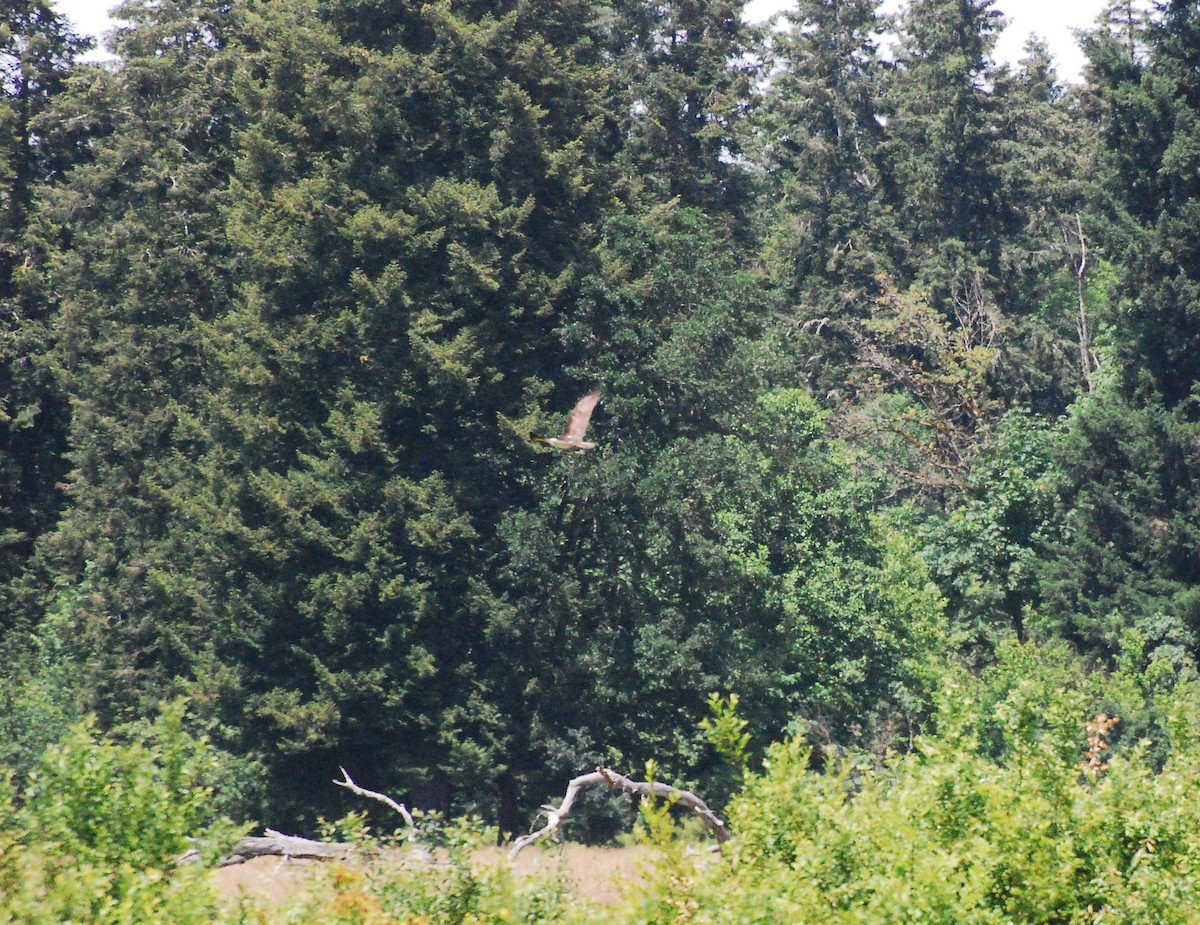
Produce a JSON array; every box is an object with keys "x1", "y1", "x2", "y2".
[{"x1": 563, "y1": 389, "x2": 601, "y2": 442}]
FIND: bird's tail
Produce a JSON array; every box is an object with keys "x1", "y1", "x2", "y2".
[{"x1": 528, "y1": 432, "x2": 549, "y2": 443}]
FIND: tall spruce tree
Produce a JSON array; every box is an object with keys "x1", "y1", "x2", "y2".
[
  {"x1": 1032, "y1": 0, "x2": 1200, "y2": 664},
  {"x1": 754, "y1": 0, "x2": 895, "y2": 302},
  {"x1": 25, "y1": 0, "x2": 629, "y2": 824},
  {"x1": 887, "y1": 0, "x2": 1008, "y2": 295},
  {"x1": 14, "y1": 0, "x2": 245, "y2": 752},
  {"x1": 0, "y1": 2, "x2": 86, "y2": 620},
  {"x1": 605, "y1": 0, "x2": 754, "y2": 214},
  {"x1": 984, "y1": 39, "x2": 1092, "y2": 411},
  {"x1": 1093, "y1": 0, "x2": 1200, "y2": 407}
]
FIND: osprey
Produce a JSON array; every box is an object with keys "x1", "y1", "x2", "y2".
[{"x1": 530, "y1": 389, "x2": 601, "y2": 452}]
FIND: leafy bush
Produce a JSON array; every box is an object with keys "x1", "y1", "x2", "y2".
[
  {"x1": 8, "y1": 647, "x2": 1200, "y2": 925},
  {"x1": 703, "y1": 641, "x2": 1200, "y2": 924},
  {"x1": 0, "y1": 700, "x2": 239, "y2": 924},
  {"x1": 271, "y1": 815, "x2": 593, "y2": 925}
]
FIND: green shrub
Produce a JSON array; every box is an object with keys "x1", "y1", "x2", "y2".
[
  {"x1": 0, "y1": 700, "x2": 239, "y2": 924},
  {"x1": 702, "y1": 642, "x2": 1200, "y2": 924}
]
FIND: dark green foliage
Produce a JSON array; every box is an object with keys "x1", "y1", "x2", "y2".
[
  {"x1": 1084, "y1": 1, "x2": 1200, "y2": 409},
  {"x1": 1022, "y1": 0, "x2": 1200, "y2": 670},
  {"x1": 925, "y1": 409, "x2": 1059, "y2": 648},
  {"x1": 0, "y1": 2, "x2": 86, "y2": 622},
  {"x1": 1036, "y1": 386, "x2": 1200, "y2": 664},
  {"x1": 605, "y1": 0, "x2": 755, "y2": 215},
  {"x1": 886, "y1": 0, "x2": 1009, "y2": 292},
  {"x1": 22, "y1": 0, "x2": 244, "y2": 732},
  {"x1": 755, "y1": 0, "x2": 894, "y2": 296},
  {"x1": 484, "y1": 207, "x2": 944, "y2": 823},
  {"x1": 15, "y1": 0, "x2": 629, "y2": 826},
  {"x1": 3, "y1": 0, "x2": 1200, "y2": 855}
]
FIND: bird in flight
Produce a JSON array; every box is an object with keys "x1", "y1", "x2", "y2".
[{"x1": 530, "y1": 389, "x2": 601, "y2": 453}]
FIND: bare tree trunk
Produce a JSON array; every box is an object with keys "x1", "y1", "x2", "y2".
[{"x1": 1063, "y1": 212, "x2": 1098, "y2": 392}]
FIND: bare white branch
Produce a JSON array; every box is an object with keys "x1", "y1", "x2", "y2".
[
  {"x1": 508, "y1": 766, "x2": 730, "y2": 861},
  {"x1": 334, "y1": 767, "x2": 416, "y2": 831}
]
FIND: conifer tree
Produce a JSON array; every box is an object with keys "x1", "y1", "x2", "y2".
[
  {"x1": 1029, "y1": 1, "x2": 1200, "y2": 665},
  {"x1": 886, "y1": 0, "x2": 1008, "y2": 294},
  {"x1": 0, "y1": 2, "x2": 87, "y2": 618},
  {"x1": 25, "y1": 0, "x2": 628, "y2": 823},
  {"x1": 605, "y1": 0, "x2": 755, "y2": 214},
  {"x1": 746, "y1": 0, "x2": 899, "y2": 400},
  {"x1": 754, "y1": 0, "x2": 895, "y2": 301},
  {"x1": 1090, "y1": 0, "x2": 1200, "y2": 407}
]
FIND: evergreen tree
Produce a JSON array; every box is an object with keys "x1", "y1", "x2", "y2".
[
  {"x1": 605, "y1": 0, "x2": 755, "y2": 215},
  {"x1": 0, "y1": 2, "x2": 86, "y2": 619},
  {"x1": 1031, "y1": 1, "x2": 1200, "y2": 666},
  {"x1": 747, "y1": 0, "x2": 899, "y2": 402},
  {"x1": 1037, "y1": 387, "x2": 1200, "y2": 664},
  {"x1": 985, "y1": 39, "x2": 1093, "y2": 412},
  {"x1": 24, "y1": 0, "x2": 627, "y2": 824},
  {"x1": 754, "y1": 0, "x2": 895, "y2": 302},
  {"x1": 1089, "y1": 0, "x2": 1200, "y2": 407},
  {"x1": 886, "y1": 0, "x2": 1008, "y2": 295}
]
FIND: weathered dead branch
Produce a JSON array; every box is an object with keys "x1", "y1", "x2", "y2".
[
  {"x1": 507, "y1": 766, "x2": 729, "y2": 861},
  {"x1": 187, "y1": 765, "x2": 726, "y2": 868},
  {"x1": 180, "y1": 768, "x2": 417, "y2": 867},
  {"x1": 334, "y1": 766, "x2": 416, "y2": 830},
  {"x1": 179, "y1": 829, "x2": 360, "y2": 867},
  {"x1": 1061, "y1": 212, "x2": 1098, "y2": 392}
]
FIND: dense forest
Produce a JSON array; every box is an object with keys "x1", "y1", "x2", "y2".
[{"x1": 3, "y1": 0, "x2": 1200, "y2": 882}]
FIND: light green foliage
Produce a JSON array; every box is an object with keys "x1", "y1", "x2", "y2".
[
  {"x1": 6, "y1": 654, "x2": 1200, "y2": 925},
  {"x1": 0, "y1": 701, "x2": 238, "y2": 924},
  {"x1": 699, "y1": 694, "x2": 750, "y2": 775},
  {"x1": 703, "y1": 642, "x2": 1200, "y2": 925},
  {"x1": 619, "y1": 764, "x2": 705, "y2": 925},
  {"x1": 0, "y1": 571, "x2": 87, "y2": 776},
  {"x1": 841, "y1": 278, "x2": 999, "y2": 493},
  {"x1": 205, "y1": 643, "x2": 1200, "y2": 923}
]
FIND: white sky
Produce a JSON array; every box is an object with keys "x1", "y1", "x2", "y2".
[{"x1": 56, "y1": 0, "x2": 1107, "y2": 82}]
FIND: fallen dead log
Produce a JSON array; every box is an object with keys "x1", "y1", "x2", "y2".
[
  {"x1": 179, "y1": 828, "x2": 359, "y2": 867},
  {"x1": 508, "y1": 766, "x2": 729, "y2": 861},
  {"x1": 180, "y1": 768, "x2": 416, "y2": 867}
]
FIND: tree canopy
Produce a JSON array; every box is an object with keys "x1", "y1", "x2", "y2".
[{"x1": 0, "y1": 0, "x2": 1197, "y2": 842}]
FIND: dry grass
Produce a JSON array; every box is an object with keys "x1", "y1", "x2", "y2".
[
  {"x1": 478, "y1": 843, "x2": 659, "y2": 905},
  {"x1": 214, "y1": 854, "x2": 327, "y2": 908},
  {"x1": 211, "y1": 842, "x2": 687, "y2": 909}
]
